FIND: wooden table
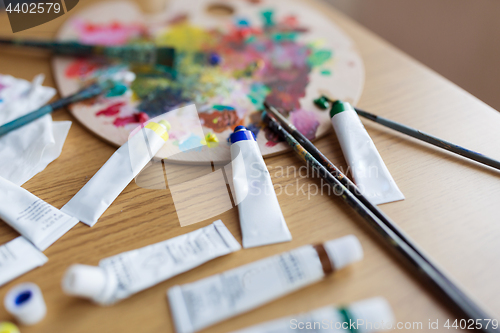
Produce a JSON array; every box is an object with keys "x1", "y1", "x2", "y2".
[{"x1": 2, "y1": 1, "x2": 500, "y2": 332}]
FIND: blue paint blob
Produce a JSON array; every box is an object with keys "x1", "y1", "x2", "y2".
[
  {"x1": 208, "y1": 52, "x2": 221, "y2": 66},
  {"x1": 138, "y1": 88, "x2": 189, "y2": 117},
  {"x1": 246, "y1": 123, "x2": 261, "y2": 138},
  {"x1": 236, "y1": 18, "x2": 250, "y2": 27},
  {"x1": 179, "y1": 134, "x2": 203, "y2": 152},
  {"x1": 15, "y1": 290, "x2": 32, "y2": 306}
]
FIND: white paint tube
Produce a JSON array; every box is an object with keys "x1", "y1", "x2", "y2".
[
  {"x1": 229, "y1": 126, "x2": 292, "y2": 248},
  {"x1": 167, "y1": 235, "x2": 364, "y2": 333},
  {"x1": 330, "y1": 101, "x2": 404, "y2": 205},
  {"x1": 61, "y1": 220, "x2": 241, "y2": 305},
  {"x1": 231, "y1": 297, "x2": 394, "y2": 333},
  {"x1": 0, "y1": 177, "x2": 79, "y2": 251},
  {"x1": 0, "y1": 237, "x2": 48, "y2": 286},
  {"x1": 61, "y1": 121, "x2": 170, "y2": 227}
]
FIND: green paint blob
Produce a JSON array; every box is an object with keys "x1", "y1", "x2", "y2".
[
  {"x1": 271, "y1": 32, "x2": 299, "y2": 42},
  {"x1": 245, "y1": 35, "x2": 257, "y2": 44},
  {"x1": 308, "y1": 49, "x2": 332, "y2": 67},
  {"x1": 314, "y1": 96, "x2": 330, "y2": 110},
  {"x1": 130, "y1": 76, "x2": 171, "y2": 99},
  {"x1": 320, "y1": 69, "x2": 331, "y2": 76},
  {"x1": 261, "y1": 10, "x2": 275, "y2": 27},
  {"x1": 105, "y1": 83, "x2": 128, "y2": 97},
  {"x1": 247, "y1": 83, "x2": 271, "y2": 108},
  {"x1": 212, "y1": 104, "x2": 235, "y2": 111}
]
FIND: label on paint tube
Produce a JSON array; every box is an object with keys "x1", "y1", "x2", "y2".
[
  {"x1": 231, "y1": 297, "x2": 394, "y2": 333},
  {"x1": 230, "y1": 127, "x2": 292, "y2": 248},
  {"x1": 0, "y1": 176, "x2": 79, "y2": 251},
  {"x1": 61, "y1": 122, "x2": 169, "y2": 227},
  {"x1": 0, "y1": 237, "x2": 48, "y2": 286},
  {"x1": 167, "y1": 235, "x2": 363, "y2": 333},
  {"x1": 168, "y1": 246, "x2": 325, "y2": 333},
  {"x1": 330, "y1": 102, "x2": 404, "y2": 205},
  {"x1": 62, "y1": 220, "x2": 241, "y2": 305}
]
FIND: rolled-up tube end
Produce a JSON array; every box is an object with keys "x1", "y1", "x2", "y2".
[
  {"x1": 167, "y1": 286, "x2": 194, "y2": 333},
  {"x1": 348, "y1": 297, "x2": 395, "y2": 333}
]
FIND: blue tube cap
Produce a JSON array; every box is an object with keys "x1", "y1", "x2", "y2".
[{"x1": 230, "y1": 126, "x2": 256, "y2": 143}]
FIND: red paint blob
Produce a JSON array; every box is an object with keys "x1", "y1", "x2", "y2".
[
  {"x1": 282, "y1": 15, "x2": 298, "y2": 27},
  {"x1": 137, "y1": 112, "x2": 149, "y2": 123},
  {"x1": 113, "y1": 112, "x2": 149, "y2": 127},
  {"x1": 96, "y1": 102, "x2": 125, "y2": 117},
  {"x1": 265, "y1": 141, "x2": 278, "y2": 147},
  {"x1": 72, "y1": 19, "x2": 146, "y2": 46},
  {"x1": 65, "y1": 59, "x2": 99, "y2": 78}
]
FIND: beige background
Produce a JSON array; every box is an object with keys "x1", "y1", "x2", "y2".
[{"x1": 327, "y1": 0, "x2": 500, "y2": 111}]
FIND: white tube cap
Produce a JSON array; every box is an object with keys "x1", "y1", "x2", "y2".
[
  {"x1": 4, "y1": 283, "x2": 47, "y2": 326},
  {"x1": 348, "y1": 297, "x2": 395, "y2": 333},
  {"x1": 323, "y1": 235, "x2": 363, "y2": 270},
  {"x1": 62, "y1": 264, "x2": 107, "y2": 302}
]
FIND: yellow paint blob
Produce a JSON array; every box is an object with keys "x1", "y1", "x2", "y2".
[
  {"x1": 0, "y1": 322, "x2": 20, "y2": 333},
  {"x1": 201, "y1": 133, "x2": 219, "y2": 148},
  {"x1": 155, "y1": 23, "x2": 213, "y2": 52}
]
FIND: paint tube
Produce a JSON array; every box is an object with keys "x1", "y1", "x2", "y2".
[
  {"x1": 229, "y1": 126, "x2": 292, "y2": 248},
  {"x1": 330, "y1": 101, "x2": 404, "y2": 205},
  {"x1": 0, "y1": 237, "x2": 48, "y2": 287},
  {"x1": 168, "y1": 235, "x2": 363, "y2": 333},
  {"x1": 61, "y1": 121, "x2": 170, "y2": 227},
  {"x1": 231, "y1": 297, "x2": 394, "y2": 333},
  {"x1": 4, "y1": 282, "x2": 47, "y2": 326},
  {"x1": 61, "y1": 220, "x2": 241, "y2": 305},
  {"x1": 0, "y1": 177, "x2": 79, "y2": 251}
]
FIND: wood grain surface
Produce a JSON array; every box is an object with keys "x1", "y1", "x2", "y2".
[{"x1": 1, "y1": 1, "x2": 500, "y2": 332}]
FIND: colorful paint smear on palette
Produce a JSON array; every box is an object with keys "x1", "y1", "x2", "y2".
[
  {"x1": 0, "y1": 82, "x2": 6, "y2": 103},
  {"x1": 66, "y1": 10, "x2": 333, "y2": 145}
]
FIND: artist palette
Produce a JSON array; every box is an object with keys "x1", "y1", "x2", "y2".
[{"x1": 53, "y1": 0, "x2": 364, "y2": 163}]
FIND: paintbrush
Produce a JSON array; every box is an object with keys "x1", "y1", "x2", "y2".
[
  {"x1": 0, "y1": 38, "x2": 176, "y2": 68},
  {"x1": 263, "y1": 111, "x2": 499, "y2": 333},
  {"x1": 266, "y1": 101, "x2": 489, "y2": 320},
  {"x1": 0, "y1": 80, "x2": 116, "y2": 136},
  {"x1": 314, "y1": 96, "x2": 500, "y2": 171},
  {"x1": 265, "y1": 102, "x2": 428, "y2": 257}
]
